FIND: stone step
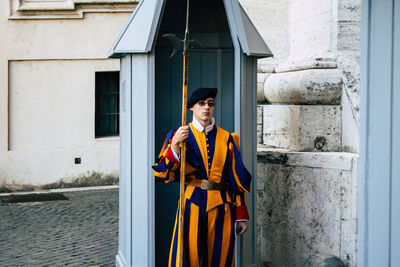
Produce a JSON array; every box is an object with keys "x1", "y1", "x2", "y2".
[{"x1": 258, "y1": 104, "x2": 342, "y2": 152}]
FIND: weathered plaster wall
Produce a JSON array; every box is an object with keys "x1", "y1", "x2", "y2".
[
  {"x1": 8, "y1": 60, "x2": 119, "y2": 151},
  {"x1": 0, "y1": 1, "x2": 134, "y2": 184}
]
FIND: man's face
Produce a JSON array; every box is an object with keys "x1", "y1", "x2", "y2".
[{"x1": 190, "y1": 97, "x2": 215, "y2": 125}]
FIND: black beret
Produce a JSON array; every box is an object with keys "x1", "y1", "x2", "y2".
[{"x1": 187, "y1": 88, "x2": 217, "y2": 108}]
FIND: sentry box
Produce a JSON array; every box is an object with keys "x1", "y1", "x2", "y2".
[{"x1": 109, "y1": 0, "x2": 272, "y2": 265}]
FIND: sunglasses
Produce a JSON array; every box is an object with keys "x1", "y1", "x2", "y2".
[{"x1": 197, "y1": 101, "x2": 215, "y2": 107}]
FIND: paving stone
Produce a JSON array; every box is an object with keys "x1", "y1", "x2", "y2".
[{"x1": 0, "y1": 189, "x2": 118, "y2": 266}]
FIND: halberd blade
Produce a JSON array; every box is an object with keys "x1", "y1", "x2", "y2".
[{"x1": 163, "y1": 33, "x2": 184, "y2": 58}]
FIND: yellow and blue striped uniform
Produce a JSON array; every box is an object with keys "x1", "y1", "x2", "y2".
[{"x1": 153, "y1": 123, "x2": 251, "y2": 267}]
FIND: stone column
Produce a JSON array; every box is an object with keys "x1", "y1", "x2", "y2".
[
  {"x1": 255, "y1": 0, "x2": 360, "y2": 266},
  {"x1": 262, "y1": 0, "x2": 343, "y2": 152}
]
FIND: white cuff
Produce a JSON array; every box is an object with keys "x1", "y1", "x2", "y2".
[
  {"x1": 171, "y1": 146, "x2": 180, "y2": 162},
  {"x1": 235, "y1": 219, "x2": 248, "y2": 222}
]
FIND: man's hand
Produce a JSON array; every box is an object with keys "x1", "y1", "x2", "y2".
[
  {"x1": 171, "y1": 126, "x2": 189, "y2": 153},
  {"x1": 236, "y1": 221, "x2": 248, "y2": 236}
]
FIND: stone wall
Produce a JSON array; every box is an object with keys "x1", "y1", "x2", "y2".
[
  {"x1": 256, "y1": 150, "x2": 358, "y2": 266},
  {"x1": 337, "y1": 0, "x2": 361, "y2": 153},
  {"x1": 252, "y1": 0, "x2": 361, "y2": 265}
]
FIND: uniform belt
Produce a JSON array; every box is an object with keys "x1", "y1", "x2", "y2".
[{"x1": 186, "y1": 179, "x2": 229, "y2": 191}]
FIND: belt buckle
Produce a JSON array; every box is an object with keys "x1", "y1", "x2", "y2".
[{"x1": 201, "y1": 180, "x2": 214, "y2": 190}]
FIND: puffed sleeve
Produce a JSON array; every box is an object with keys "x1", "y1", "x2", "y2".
[
  {"x1": 228, "y1": 133, "x2": 252, "y2": 220},
  {"x1": 228, "y1": 133, "x2": 251, "y2": 193},
  {"x1": 152, "y1": 130, "x2": 180, "y2": 183}
]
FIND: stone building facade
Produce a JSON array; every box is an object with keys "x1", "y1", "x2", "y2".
[
  {"x1": 0, "y1": 0, "x2": 360, "y2": 266},
  {"x1": 249, "y1": 0, "x2": 361, "y2": 265}
]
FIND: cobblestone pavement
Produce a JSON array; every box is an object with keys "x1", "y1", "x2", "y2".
[{"x1": 0, "y1": 188, "x2": 118, "y2": 266}]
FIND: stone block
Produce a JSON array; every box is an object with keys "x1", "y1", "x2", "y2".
[
  {"x1": 262, "y1": 105, "x2": 341, "y2": 152},
  {"x1": 257, "y1": 73, "x2": 270, "y2": 102},
  {"x1": 338, "y1": 55, "x2": 360, "y2": 115},
  {"x1": 338, "y1": 21, "x2": 361, "y2": 52},
  {"x1": 240, "y1": 0, "x2": 290, "y2": 63},
  {"x1": 289, "y1": 0, "x2": 334, "y2": 61},
  {"x1": 303, "y1": 254, "x2": 346, "y2": 267},
  {"x1": 340, "y1": 219, "x2": 357, "y2": 266},
  {"x1": 338, "y1": 0, "x2": 361, "y2": 22},
  {"x1": 340, "y1": 157, "x2": 358, "y2": 220},
  {"x1": 256, "y1": 151, "x2": 358, "y2": 266},
  {"x1": 338, "y1": 54, "x2": 360, "y2": 153},
  {"x1": 264, "y1": 69, "x2": 342, "y2": 104},
  {"x1": 257, "y1": 106, "x2": 264, "y2": 144}
]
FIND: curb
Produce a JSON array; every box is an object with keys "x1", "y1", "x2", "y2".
[{"x1": 0, "y1": 185, "x2": 119, "y2": 197}]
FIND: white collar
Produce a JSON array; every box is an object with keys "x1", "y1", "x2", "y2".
[{"x1": 192, "y1": 116, "x2": 215, "y2": 133}]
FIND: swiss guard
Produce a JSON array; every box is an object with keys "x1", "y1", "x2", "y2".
[
  {"x1": 151, "y1": 0, "x2": 252, "y2": 266},
  {"x1": 152, "y1": 88, "x2": 252, "y2": 267}
]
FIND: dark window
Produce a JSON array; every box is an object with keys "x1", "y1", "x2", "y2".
[{"x1": 95, "y1": 71, "x2": 120, "y2": 137}]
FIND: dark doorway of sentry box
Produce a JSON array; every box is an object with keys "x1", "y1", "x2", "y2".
[{"x1": 154, "y1": 0, "x2": 235, "y2": 264}]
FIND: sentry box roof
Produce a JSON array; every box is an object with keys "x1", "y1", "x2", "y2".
[{"x1": 108, "y1": 0, "x2": 272, "y2": 58}]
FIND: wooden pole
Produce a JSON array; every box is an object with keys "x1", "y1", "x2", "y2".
[{"x1": 177, "y1": 0, "x2": 190, "y2": 266}]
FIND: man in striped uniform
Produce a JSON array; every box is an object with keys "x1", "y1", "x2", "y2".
[{"x1": 153, "y1": 87, "x2": 251, "y2": 267}]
